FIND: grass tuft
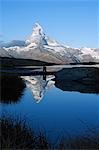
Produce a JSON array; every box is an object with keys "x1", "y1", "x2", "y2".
[{"x1": 0, "y1": 117, "x2": 99, "y2": 150}]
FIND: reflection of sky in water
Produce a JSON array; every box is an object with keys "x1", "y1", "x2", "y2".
[{"x1": 1, "y1": 85, "x2": 99, "y2": 140}]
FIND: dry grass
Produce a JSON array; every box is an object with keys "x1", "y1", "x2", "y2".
[
  {"x1": 0, "y1": 117, "x2": 50, "y2": 150},
  {"x1": 0, "y1": 117, "x2": 99, "y2": 150}
]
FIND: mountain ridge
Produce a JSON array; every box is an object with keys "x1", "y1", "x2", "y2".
[{"x1": 0, "y1": 23, "x2": 99, "y2": 64}]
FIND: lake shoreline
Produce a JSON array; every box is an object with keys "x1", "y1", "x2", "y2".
[{"x1": 0, "y1": 57, "x2": 99, "y2": 67}]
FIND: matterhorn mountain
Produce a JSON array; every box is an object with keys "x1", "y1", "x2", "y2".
[
  {"x1": 26, "y1": 23, "x2": 47, "y2": 46},
  {"x1": 0, "y1": 23, "x2": 99, "y2": 64}
]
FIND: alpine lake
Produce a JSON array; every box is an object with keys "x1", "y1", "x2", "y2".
[{"x1": 0, "y1": 63, "x2": 99, "y2": 148}]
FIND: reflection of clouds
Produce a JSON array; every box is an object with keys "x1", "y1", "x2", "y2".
[{"x1": 22, "y1": 75, "x2": 55, "y2": 103}]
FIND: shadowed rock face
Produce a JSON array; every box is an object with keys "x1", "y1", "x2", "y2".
[
  {"x1": 55, "y1": 67, "x2": 99, "y2": 94},
  {"x1": 0, "y1": 75, "x2": 26, "y2": 104}
]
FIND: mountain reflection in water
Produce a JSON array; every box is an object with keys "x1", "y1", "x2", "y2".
[
  {"x1": 0, "y1": 66, "x2": 99, "y2": 104},
  {"x1": 22, "y1": 75, "x2": 55, "y2": 103},
  {"x1": 0, "y1": 66, "x2": 99, "y2": 150}
]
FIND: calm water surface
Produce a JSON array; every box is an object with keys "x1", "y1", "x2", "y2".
[{"x1": 0, "y1": 66, "x2": 99, "y2": 140}]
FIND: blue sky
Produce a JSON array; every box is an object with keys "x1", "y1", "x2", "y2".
[{"x1": 0, "y1": 0, "x2": 98, "y2": 48}]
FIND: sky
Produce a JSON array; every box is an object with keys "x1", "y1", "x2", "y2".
[{"x1": 0, "y1": 0, "x2": 98, "y2": 48}]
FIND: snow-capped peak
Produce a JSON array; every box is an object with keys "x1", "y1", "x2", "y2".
[
  {"x1": 31, "y1": 23, "x2": 45, "y2": 37},
  {"x1": 26, "y1": 23, "x2": 47, "y2": 46},
  {"x1": 0, "y1": 22, "x2": 99, "y2": 63},
  {"x1": 26, "y1": 22, "x2": 64, "y2": 48}
]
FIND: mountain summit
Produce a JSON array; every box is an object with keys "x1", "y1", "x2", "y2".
[
  {"x1": 31, "y1": 23, "x2": 44, "y2": 36},
  {"x1": 0, "y1": 22, "x2": 99, "y2": 64},
  {"x1": 26, "y1": 23, "x2": 47, "y2": 46}
]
